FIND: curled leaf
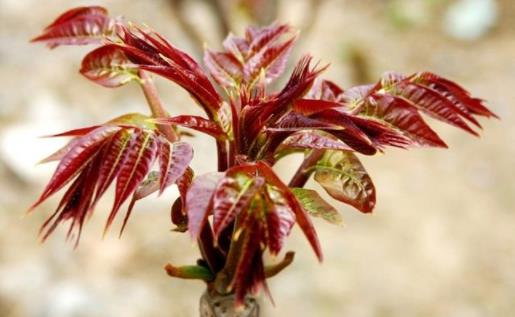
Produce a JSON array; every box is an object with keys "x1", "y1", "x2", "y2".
[
  {"x1": 80, "y1": 44, "x2": 140, "y2": 87},
  {"x1": 314, "y1": 150, "x2": 376, "y2": 213}
]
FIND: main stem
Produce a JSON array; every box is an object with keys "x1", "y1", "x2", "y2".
[{"x1": 139, "y1": 69, "x2": 223, "y2": 281}]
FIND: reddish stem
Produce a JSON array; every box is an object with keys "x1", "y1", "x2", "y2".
[
  {"x1": 139, "y1": 70, "x2": 179, "y2": 142},
  {"x1": 288, "y1": 150, "x2": 324, "y2": 188}
]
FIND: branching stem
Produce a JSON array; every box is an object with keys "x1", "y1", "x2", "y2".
[{"x1": 139, "y1": 70, "x2": 179, "y2": 142}]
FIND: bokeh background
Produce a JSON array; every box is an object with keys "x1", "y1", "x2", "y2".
[{"x1": 1, "y1": 0, "x2": 514, "y2": 316}]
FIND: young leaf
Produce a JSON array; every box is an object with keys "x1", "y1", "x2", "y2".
[
  {"x1": 158, "y1": 141, "x2": 193, "y2": 195},
  {"x1": 154, "y1": 116, "x2": 226, "y2": 139},
  {"x1": 204, "y1": 23, "x2": 296, "y2": 89},
  {"x1": 212, "y1": 173, "x2": 265, "y2": 239},
  {"x1": 80, "y1": 44, "x2": 140, "y2": 88},
  {"x1": 30, "y1": 126, "x2": 120, "y2": 210},
  {"x1": 356, "y1": 94, "x2": 447, "y2": 148},
  {"x1": 256, "y1": 161, "x2": 323, "y2": 261},
  {"x1": 264, "y1": 191, "x2": 296, "y2": 255},
  {"x1": 93, "y1": 129, "x2": 134, "y2": 204},
  {"x1": 204, "y1": 50, "x2": 242, "y2": 88},
  {"x1": 186, "y1": 172, "x2": 224, "y2": 238},
  {"x1": 291, "y1": 188, "x2": 343, "y2": 225},
  {"x1": 278, "y1": 130, "x2": 353, "y2": 152},
  {"x1": 313, "y1": 150, "x2": 376, "y2": 213},
  {"x1": 31, "y1": 6, "x2": 115, "y2": 48},
  {"x1": 106, "y1": 130, "x2": 159, "y2": 233},
  {"x1": 410, "y1": 72, "x2": 497, "y2": 118}
]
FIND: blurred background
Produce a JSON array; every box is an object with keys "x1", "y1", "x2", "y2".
[{"x1": 0, "y1": 0, "x2": 514, "y2": 316}]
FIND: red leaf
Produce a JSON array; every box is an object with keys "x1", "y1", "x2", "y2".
[
  {"x1": 310, "y1": 109, "x2": 378, "y2": 155},
  {"x1": 230, "y1": 216, "x2": 266, "y2": 306},
  {"x1": 30, "y1": 126, "x2": 120, "y2": 210},
  {"x1": 246, "y1": 24, "x2": 291, "y2": 55},
  {"x1": 279, "y1": 130, "x2": 353, "y2": 152},
  {"x1": 155, "y1": 116, "x2": 226, "y2": 139},
  {"x1": 256, "y1": 161, "x2": 323, "y2": 261},
  {"x1": 243, "y1": 37, "x2": 296, "y2": 85},
  {"x1": 264, "y1": 195, "x2": 296, "y2": 255},
  {"x1": 212, "y1": 172, "x2": 265, "y2": 239},
  {"x1": 40, "y1": 156, "x2": 103, "y2": 247},
  {"x1": 346, "y1": 115, "x2": 412, "y2": 149},
  {"x1": 140, "y1": 65, "x2": 222, "y2": 116},
  {"x1": 158, "y1": 141, "x2": 193, "y2": 195},
  {"x1": 186, "y1": 172, "x2": 224, "y2": 238},
  {"x1": 293, "y1": 99, "x2": 342, "y2": 116},
  {"x1": 43, "y1": 125, "x2": 101, "y2": 138},
  {"x1": 43, "y1": 6, "x2": 109, "y2": 30},
  {"x1": 106, "y1": 130, "x2": 159, "y2": 233},
  {"x1": 396, "y1": 81, "x2": 479, "y2": 136},
  {"x1": 93, "y1": 129, "x2": 134, "y2": 204},
  {"x1": 203, "y1": 50, "x2": 242, "y2": 87},
  {"x1": 176, "y1": 167, "x2": 194, "y2": 206},
  {"x1": 358, "y1": 94, "x2": 447, "y2": 148},
  {"x1": 411, "y1": 72, "x2": 498, "y2": 119},
  {"x1": 80, "y1": 44, "x2": 140, "y2": 87},
  {"x1": 32, "y1": 6, "x2": 115, "y2": 48},
  {"x1": 206, "y1": 23, "x2": 296, "y2": 89},
  {"x1": 313, "y1": 150, "x2": 376, "y2": 213}
]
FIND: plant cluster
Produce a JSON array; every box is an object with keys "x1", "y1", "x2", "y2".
[{"x1": 30, "y1": 6, "x2": 496, "y2": 306}]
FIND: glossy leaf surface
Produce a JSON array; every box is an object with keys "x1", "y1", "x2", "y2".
[
  {"x1": 31, "y1": 6, "x2": 115, "y2": 48},
  {"x1": 80, "y1": 44, "x2": 140, "y2": 87},
  {"x1": 314, "y1": 150, "x2": 376, "y2": 213}
]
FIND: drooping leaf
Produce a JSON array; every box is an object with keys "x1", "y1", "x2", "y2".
[
  {"x1": 93, "y1": 129, "x2": 134, "y2": 204},
  {"x1": 186, "y1": 172, "x2": 224, "y2": 238},
  {"x1": 30, "y1": 126, "x2": 120, "y2": 210},
  {"x1": 255, "y1": 161, "x2": 323, "y2": 261},
  {"x1": 80, "y1": 44, "x2": 140, "y2": 87},
  {"x1": 31, "y1": 6, "x2": 115, "y2": 48},
  {"x1": 107, "y1": 130, "x2": 159, "y2": 233},
  {"x1": 313, "y1": 150, "x2": 375, "y2": 213},
  {"x1": 158, "y1": 141, "x2": 193, "y2": 195},
  {"x1": 227, "y1": 210, "x2": 270, "y2": 307},
  {"x1": 39, "y1": 155, "x2": 102, "y2": 246},
  {"x1": 263, "y1": 187, "x2": 296, "y2": 255},
  {"x1": 212, "y1": 172, "x2": 265, "y2": 239},
  {"x1": 292, "y1": 188, "x2": 343, "y2": 225}
]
